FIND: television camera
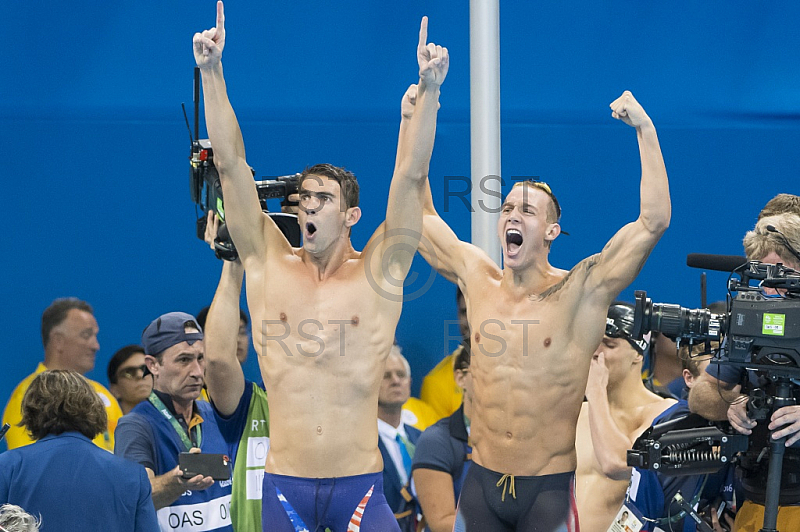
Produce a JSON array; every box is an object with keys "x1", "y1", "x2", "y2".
[
  {"x1": 628, "y1": 258, "x2": 800, "y2": 532},
  {"x1": 184, "y1": 68, "x2": 300, "y2": 260}
]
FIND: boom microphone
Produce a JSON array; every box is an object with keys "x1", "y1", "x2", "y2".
[{"x1": 686, "y1": 253, "x2": 747, "y2": 272}]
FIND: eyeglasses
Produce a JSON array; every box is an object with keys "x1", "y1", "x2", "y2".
[{"x1": 117, "y1": 365, "x2": 148, "y2": 381}]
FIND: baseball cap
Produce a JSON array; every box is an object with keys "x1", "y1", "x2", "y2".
[{"x1": 141, "y1": 312, "x2": 204, "y2": 357}]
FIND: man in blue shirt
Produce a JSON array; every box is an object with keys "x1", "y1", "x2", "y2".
[
  {"x1": 412, "y1": 341, "x2": 473, "y2": 532},
  {"x1": 115, "y1": 312, "x2": 234, "y2": 532}
]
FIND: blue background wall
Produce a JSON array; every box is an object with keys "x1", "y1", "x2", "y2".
[{"x1": 4, "y1": 1, "x2": 800, "y2": 402}]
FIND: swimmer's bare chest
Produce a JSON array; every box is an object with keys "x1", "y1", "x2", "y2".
[
  {"x1": 252, "y1": 256, "x2": 401, "y2": 369},
  {"x1": 464, "y1": 277, "x2": 597, "y2": 474},
  {"x1": 245, "y1": 254, "x2": 400, "y2": 476},
  {"x1": 467, "y1": 281, "x2": 587, "y2": 387}
]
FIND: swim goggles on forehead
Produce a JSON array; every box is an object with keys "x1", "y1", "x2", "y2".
[
  {"x1": 605, "y1": 317, "x2": 627, "y2": 338},
  {"x1": 527, "y1": 179, "x2": 553, "y2": 195},
  {"x1": 521, "y1": 180, "x2": 560, "y2": 218},
  {"x1": 605, "y1": 317, "x2": 650, "y2": 353},
  {"x1": 516, "y1": 179, "x2": 570, "y2": 235}
]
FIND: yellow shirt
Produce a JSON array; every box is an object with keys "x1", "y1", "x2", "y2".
[
  {"x1": 420, "y1": 348, "x2": 465, "y2": 421},
  {"x1": 401, "y1": 397, "x2": 440, "y2": 432},
  {"x1": 2, "y1": 363, "x2": 123, "y2": 452}
]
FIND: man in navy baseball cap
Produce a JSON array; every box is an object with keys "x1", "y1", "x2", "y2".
[
  {"x1": 141, "y1": 312, "x2": 204, "y2": 358},
  {"x1": 115, "y1": 312, "x2": 235, "y2": 530}
]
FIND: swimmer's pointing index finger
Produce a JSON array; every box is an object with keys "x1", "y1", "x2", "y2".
[
  {"x1": 216, "y1": 1, "x2": 225, "y2": 34},
  {"x1": 418, "y1": 16, "x2": 429, "y2": 55}
]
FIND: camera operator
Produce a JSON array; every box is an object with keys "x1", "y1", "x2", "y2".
[{"x1": 688, "y1": 211, "x2": 800, "y2": 529}]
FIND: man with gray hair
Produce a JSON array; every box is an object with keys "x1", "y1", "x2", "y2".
[
  {"x1": 378, "y1": 345, "x2": 422, "y2": 531},
  {"x1": 743, "y1": 212, "x2": 800, "y2": 267},
  {"x1": 0, "y1": 504, "x2": 40, "y2": 532},
  {"x1": 690, "y1": 213, "x2": 800, "y2": 419}
]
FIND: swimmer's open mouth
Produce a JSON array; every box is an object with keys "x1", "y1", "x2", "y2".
[
  {"x1": 307, "y1": 223, "x2": 317, "y2": 236},
  {"x1": 506, "y1": 229, "x2": 523, "y2": 250}
]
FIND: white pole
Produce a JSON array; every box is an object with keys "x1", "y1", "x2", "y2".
[{"x1": 469, "y1": 0, "x2": 502, "y2": 265}]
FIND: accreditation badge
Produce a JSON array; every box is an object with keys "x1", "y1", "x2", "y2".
[{"x1": 606, "y1": 502, "x2": 645, "y2": 532}]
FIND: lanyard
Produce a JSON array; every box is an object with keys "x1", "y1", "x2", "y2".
[
  {"x1": 628, "y1": 473, "x2": 708, "y2": 527},
  {"x1": 148, "y1": 392, "x2": 202, "y2": 451}
]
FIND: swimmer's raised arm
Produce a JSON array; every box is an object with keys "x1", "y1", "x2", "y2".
[
  {"x1": 195, "y1": 1, "x2": 288, "y2": 264},
  {"x1": 575, "y1": 92, "x2": 671, "y2": 333},
  {"x1": 369, "y1": 17, "x2": 450, "y2": 288}
]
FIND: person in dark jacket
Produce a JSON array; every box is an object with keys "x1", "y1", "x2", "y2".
[
  {"x1": 378, "y1": 346, "x2": 422, "y2": 531},
  {"x1": 0, "y1": 370, "x2": 158, "y2": 532},
  {"x1": 412, "y1": 342, "x2": 473, "y2": 532}
]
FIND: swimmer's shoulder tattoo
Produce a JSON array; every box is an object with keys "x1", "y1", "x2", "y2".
[{"x1": 530, "y1": 254, "x2": 599, "y2": 301}]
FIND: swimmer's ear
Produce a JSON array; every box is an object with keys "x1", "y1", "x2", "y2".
[
  {"x1": 345, "y1": 206, "x2": 361, "y2": 228},
  {"x1": 545, "y1": 222, "x2": 561, "y2": 242}
]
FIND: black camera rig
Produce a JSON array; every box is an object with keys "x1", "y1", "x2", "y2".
[
  {"x1": 633, "y1": 261, "x2": 800, "y2": 372},
  {"x1": 184, "y1": 68, "x2": 300, "y2": 260},
  {"x1": 629, "y1": 259, "x2": 800, "y2": 532},
  {"x1": 628, "y1": 414, "x2": 748, "y2": 476}
]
